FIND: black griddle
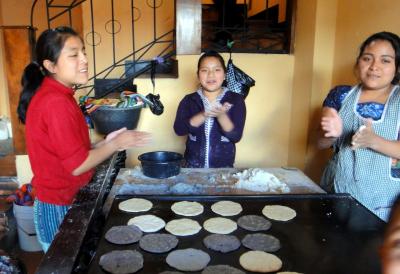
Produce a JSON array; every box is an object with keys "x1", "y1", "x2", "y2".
[{"x1": 88, "y1": 194, "x2": 385, "y2": 274}]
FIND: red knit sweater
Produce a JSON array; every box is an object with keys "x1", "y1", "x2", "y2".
[{"x1": 26, "y1": 77, "x2": 94, "y2": 205}]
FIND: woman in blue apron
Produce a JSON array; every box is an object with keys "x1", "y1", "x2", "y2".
[{"x1": 319, "y1": 31, "x2": 400, "y2": 221}]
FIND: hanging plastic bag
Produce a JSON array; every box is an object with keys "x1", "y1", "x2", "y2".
[
  {"x1": 147, "y1": 59, "x2": 164, "y2": 115},
  {"x1": 226, "y1": 58, "x2": 255, "y2": 99},
  {"x1": 225, "y1": 43, "x2": 255, "y2": 99}
]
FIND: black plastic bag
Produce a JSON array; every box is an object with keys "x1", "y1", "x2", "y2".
[{"x1": 226, "y1": 58, "x2": 255, "y2": 99}]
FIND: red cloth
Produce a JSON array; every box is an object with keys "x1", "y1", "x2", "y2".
[{"x1": 26, "y1": 77, "x2": 94, "y2": 205}]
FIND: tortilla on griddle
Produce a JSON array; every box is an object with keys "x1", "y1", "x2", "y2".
[
  {"x1": 165, "y1": 218, "x2": 202, "y2": 236},
  {"x1": 118, "y1": 198, "x2": 153, "y2": 212},
  {"x1": 242, "y1": 233, "x2": 281, "y2": 252},
  {"x1": 237, "y1": 215, "x2": 272, "y2": 231},
  {"x1": 203, "y1": 217, "x2": 237, "y2": 234},
  {"x1": 99, "y1": 250, "x2": 143, "y2": 274},
  {"x1": 139, "y1": 233, "x2": 179, "y2": 253},
  {"x1": 262, "y1": 205, "x2": 296, "y2": 221},
  {"x1": 201, "y1": 264, "x2": 245, "y2": 274},
  {"x1": 166, "y1": 248, "x2": 210, "y2": 272},
  {"x1": 171, "y1": 201, "x2": 204, "y2": 216},
  {"x1": 277, "y1": 272, "x2": 304, "y2": 274},
  {"x1": 203, "y1": 234, "x2": 241, "y2": 253},
  {"x1": 104, "y1": 225, "x2": 142, "y2": 245},
  {"x1": 127, "y1": 214, "x2": 165, "y2": 232},
  {"x1": 211, "y1": 200, "x2": 243, "y2": 216},
  {"x1": 239, "y1": 250, "x2": 282, "y2": 273}
]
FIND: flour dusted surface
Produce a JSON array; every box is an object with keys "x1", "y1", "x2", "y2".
[{"x1": 233, "y1": 168, "x2": 290, "y2": 193}]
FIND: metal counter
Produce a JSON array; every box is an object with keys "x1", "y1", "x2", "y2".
[{"x1": 35, "y1": 152, "x2": 126, "y2": 274}]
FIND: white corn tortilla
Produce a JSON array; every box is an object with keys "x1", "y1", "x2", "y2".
[
  {"x1": 165, "y1": 218, "x2": 202, "y2": 236},
  {"x1": 211, "y1": 201, "x2": 243, "y2": 216},
  {"x1": 127, "y1": 214, "x2": 165, "y2": 232},
  {"x1": 262, "y1": 205, "x2": 296, "y2": 221},
  {"x1": 277, "y1": 272, "x2": 304, "y2": 274},
  {"x1": 239, "y1": 250, "x2": 282, "y2": 273},
  {"x1": 203, "y1": 217, "x2": 237, "y2": 234},
  {"x1": 171, "y1": 201, "x2": 204, "y2": 216},
  {"x1": 119, "y1": 198, "x2": 153, "y2": 213}
]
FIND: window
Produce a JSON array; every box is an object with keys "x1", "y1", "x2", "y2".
[{"x1": 201, "y1": 0, "x2": 295, "y2": 53}]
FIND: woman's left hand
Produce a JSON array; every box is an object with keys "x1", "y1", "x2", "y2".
[
  {"x1": 205, "y1": 102, "x2": 232, "y2": 118},
  {"x1": 351, "y1": 119, "x2": 378, "y2": 149}
]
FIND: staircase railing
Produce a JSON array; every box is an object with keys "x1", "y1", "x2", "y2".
[{"x1": 30, "y1": 0, "x2": 177, "y2": 95}]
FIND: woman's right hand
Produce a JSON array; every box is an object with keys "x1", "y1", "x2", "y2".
[
  {"x1": 105, "y1": 127, "x2": 127, "y2": 142},
  {"x1": 205, "y1": 102, "x2": 232, "y2": 118},
  {"x1": 320, "y1": 107, "x2": 343, "y2": 138},
  {"x1": 111, "y1": 130, "x2": 152, "y2": 151},
  {"x1": 73, "y1": 130, "x2": 152, "y2": 176}
]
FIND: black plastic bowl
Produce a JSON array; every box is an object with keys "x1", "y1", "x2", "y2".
[
  {"x1": 89, "y1": 105, "x2": 142, "y2": 135},
  {"x1": 138, "y1": 151, "x2": 183, "y2": 179}
]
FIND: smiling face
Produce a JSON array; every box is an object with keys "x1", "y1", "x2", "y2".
[
  {"x1": 198, "y1": 56, "x2": 226, "y2": 95},
  {"x1": 357, "y1": 39, "x2": 396, "y2": 93},
  {"x1": 44, "y1": 36, "x2": 88, "y2": 88}
]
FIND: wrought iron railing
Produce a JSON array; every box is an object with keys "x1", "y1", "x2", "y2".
[
  {"x1": 29, "y1": 0, "x2": 294, "y2": 94},
  {"x1": 30, "y1": 0, "x2": 176, "y2": 96}
]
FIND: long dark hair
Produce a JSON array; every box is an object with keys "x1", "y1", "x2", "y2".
[
  {"x1": 356, "y1": 31, "x2": 400, "y2": 85},
  {"x1": 17, "y1": 26, "x2": 80, "y2": 124}
]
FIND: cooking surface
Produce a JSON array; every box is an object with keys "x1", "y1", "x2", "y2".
[{"x1": 90, "y1": 194, "x2": 384, "y2": 274}]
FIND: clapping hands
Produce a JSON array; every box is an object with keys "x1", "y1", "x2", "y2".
[
  {"x1": 106, "y1": 127, "x2": 152, "y2": 151},
  {"x1": 205, "y1": 102, "x2": 233, "y2": 118},
  {"x1": 321, "y1": 108, "x2": 377, "y2": 149},
  {"x1": 320, "y1": 107, "x2": 343, "y2": 138},
  {"x1": 351, "y1": 119, "x2": 377, "y2": 150}
]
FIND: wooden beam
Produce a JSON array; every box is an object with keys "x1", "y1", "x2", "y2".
[
  {"x1": 0, "y1": 155, "x2": 16, "y2": 176},
  {"x1": 176, "y1": 0, "x2": 202, "y2": 55},
  {"x1": 1, "y1": 26, "x2": 36, "y2": 155}
]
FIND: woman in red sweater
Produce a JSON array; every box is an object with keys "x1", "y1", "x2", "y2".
[{"x1": 17, "y1": 26, "x2": 151, "y2": 252}]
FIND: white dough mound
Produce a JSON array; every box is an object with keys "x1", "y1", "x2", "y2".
[{"x1": 233, "y1": 168, "x2": 290, "y2": 193}]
